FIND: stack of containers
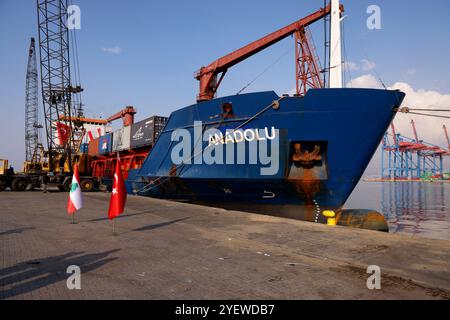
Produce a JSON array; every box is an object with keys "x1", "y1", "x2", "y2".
[{"x1": 87, "y1": 115, "x2": 167, "y2": 156}]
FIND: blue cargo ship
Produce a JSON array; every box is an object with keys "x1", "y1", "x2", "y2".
[
  {"x1": 103, "y1": 1, "x2": 406, "y2": 223},
  {"x1": 122, "y1": 88, "x2": 404, "y2": 222}
]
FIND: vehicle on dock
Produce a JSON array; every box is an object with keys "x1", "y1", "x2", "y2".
[{"x1": 0, "y1": 159, "x2": 41, "y2": 191}]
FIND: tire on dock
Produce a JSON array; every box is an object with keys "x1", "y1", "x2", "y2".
[{"x1": 11, "y1": 177, "x2": 28, "y2": 192}]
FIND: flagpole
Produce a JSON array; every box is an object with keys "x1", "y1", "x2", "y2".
[
  {"x1": 113, "y1": 152, "x2": 119, "y2": 236},
  {"x1": 109, "y1": 152, "x2": 123, "y2": 236},
  {"x1": 71, "y1": 213, "x2": 75, "y2": 224}
]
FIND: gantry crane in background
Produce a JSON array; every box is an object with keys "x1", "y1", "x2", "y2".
[
  {"x1": 381, "y1": 120, "x2": 449, "y2": 180},
  {"x1": 24, "y1": 37, "x2": 43, "y2": 167}
]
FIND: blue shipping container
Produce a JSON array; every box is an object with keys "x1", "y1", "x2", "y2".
[
  {"x1": 98, "y1": 133, "x2": 112, "y2": 154},
  {"x1": 80, "y1": 143, "x2": 89, "y2": 154}
]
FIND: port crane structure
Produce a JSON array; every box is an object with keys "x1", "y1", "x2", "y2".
[
  {"x1": 107, "y1": 106, "x2": 137, "y2": 127},
  {"x1": 444, "y1": 125, "x2": 450, "y2": 152},
  {"x1": 37, "y1": 0, "x2": 84, "y2": 176},
  {"x1": 24, "y1": 37, "x2": 43, "y2": 165},
  {"x1": 381, "y1": 120, "x2": 449, "y2": 180},
  {"x1": 0, "y1": 0, "x2": 99, "y2": 192},
  {"x1": 195, "y1": 1, "x2": 343, "y2": 102}
]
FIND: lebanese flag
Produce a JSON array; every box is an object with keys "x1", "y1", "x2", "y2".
[
  {"x1": 67, "y1": 164, "x2": 83, "y2": 214},
  {"x1": 108, "y1": 155, "x2": 127, "y2": 220}
]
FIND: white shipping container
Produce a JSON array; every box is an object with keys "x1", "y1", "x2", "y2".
[{"x1": 112, "y1": 125, "x2": 131, "y2": 151}]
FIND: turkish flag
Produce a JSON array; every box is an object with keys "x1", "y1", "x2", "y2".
[
  {"x1": 56, "y1": 122, "x2": 71, "y2": 146},
  {"x1": 108, "y1": 155, "x2": 127, "y2": 220}
]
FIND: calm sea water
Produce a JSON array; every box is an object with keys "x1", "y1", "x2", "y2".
[{"x1": 345, "y1": 181, "x2": 450, "y2": 240}]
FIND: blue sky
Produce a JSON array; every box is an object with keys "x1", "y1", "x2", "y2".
[{"x1": 1, "y1": 0, "x2": 449, "y2": 169}]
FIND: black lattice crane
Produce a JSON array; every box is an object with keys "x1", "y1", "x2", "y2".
[
  {"x1": 36, "y1": 0, "x2": 83, "y2": 174},
  {"x1": 25, "y1": 37, "x2": 43, "y2": 164}
]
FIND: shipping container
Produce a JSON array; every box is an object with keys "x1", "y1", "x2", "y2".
[
  {"x1": 98, "y1": 133, "x2": 113, "y2": 154},
  {"x1": 112, "y1": 126, "x2": 131, "y2": 151},
  {"x1": 88, "y1": 137, "x2": 100, "y2": 156},
  {"x1": 130, "y1": 116, "x2": 168, "y2": 148},
  {"x1": 153, "y1": 116, "x2": 168, "y2": 144},
  {"x1": 79, "y1": 143, "x2": 89, "y2": 154}
]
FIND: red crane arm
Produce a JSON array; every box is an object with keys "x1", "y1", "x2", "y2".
[
  {"x1": 195, "y1": 3, "x2": 336, "y2": 102},
  {"x1": 391, "y1": 122, "x2": 397, "y2": 145},
  {"x1": 411, "y1": 119, "x2": 419, "y2": 142},
  {"x1": 107, "y1": 106, "x2": 136, "y2": 127},
  {"x1": 444, "y1": 125, "x2": 450, "y2": 151}
]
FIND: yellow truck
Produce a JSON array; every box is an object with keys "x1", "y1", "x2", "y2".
[
  {"x1": 0, "y1": 154, "x2": 98, "y2": 192},
  {"x1": 0, "y1": 159, "x2": 41, "y2": 191}
]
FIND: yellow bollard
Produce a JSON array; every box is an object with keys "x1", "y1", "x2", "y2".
[{"x1": 322, "y1": 210, "x2": 336, "y2": 226}]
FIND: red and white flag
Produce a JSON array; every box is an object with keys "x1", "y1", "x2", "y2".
[
  {"x1": 108, "y1": 154, "x2": 127, "y2": 220},
  {"x1": 67, "y1": 164, "x2": 83, "y2": 214},
  {"x1": 56, "y1": 122, "x2": 71, "y2": 146}
]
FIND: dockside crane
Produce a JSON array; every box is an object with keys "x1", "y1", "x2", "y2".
[
  {"x1": 411, "y1": 119, "x2": 419, "y2": 143},
  {"x1": 25, "y1": 37, "x2": 43, "y2": 165},
  {"x1": 444, "y1": 125, "x2": 450, "y2": 153},
  {"x1": 194, "y1": 2, "x2": 343, "y2": 102},
  {"x1": 36, "y1": 0, "x2": 83, "y2": 177}
]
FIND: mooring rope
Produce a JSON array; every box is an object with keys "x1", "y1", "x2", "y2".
[{"x1": 398, "y1": 106, "x2": 450, "y2": 119}]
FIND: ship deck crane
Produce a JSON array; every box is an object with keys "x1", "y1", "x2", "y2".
[
  {"x1": 107, "y1": 106, "x2": 137, "y2": 127},
  {"x1": 195, "y1": 2, "x2": 343, "y2": 102}
]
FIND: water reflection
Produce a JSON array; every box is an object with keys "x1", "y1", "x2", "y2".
[{"x1": 346, "y1": 181, "x2": 450, "y2": 240}]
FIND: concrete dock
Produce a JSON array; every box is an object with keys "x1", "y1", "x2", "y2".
[{"x1": 1, "y1": 191, "x2": 449, "y2": 300}]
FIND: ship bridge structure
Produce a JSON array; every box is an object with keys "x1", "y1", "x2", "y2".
[{"x1": 381, "y1": 120, "x2": 450, "y2": 180}]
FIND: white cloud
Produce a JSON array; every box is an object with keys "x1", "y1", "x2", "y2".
[
  {"x1": 361, "y1": 59, "x2": 376, "y2": 71},
  {"x1": 101, "y1": 46, "x2": 122, "y2": 54},
  {"x1": 342, "y1": 59, "x2": 376, "y2": 72},
  {"x1": 346, "y1": 74, "x2": 383, "y2": 88},
  {"x1": 390, "y1": 82, "x2": 450, "y2": 149},
  {"x1": 347, "y1": 74, "x2": 450, "y2": 149},
  {"x1": 343, "y1": 61, "x2": 359, "y2": 71}
]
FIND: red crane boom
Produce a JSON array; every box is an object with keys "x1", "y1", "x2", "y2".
[
  {"x1": 411, "y1": 119, "x2": 419, "y2": 142},
  {"x1": 107, "y1": 106, "x2": 137, "y2": 127},
  {"x1": 195, "y1": 3, "x2": 340, "y2": 102},
  {"x1": 444, "y1": 125, "x2": 450, "y2": 151},
  {"x1": 391, "y1": 122, "x2": 397, "y2": 145}
]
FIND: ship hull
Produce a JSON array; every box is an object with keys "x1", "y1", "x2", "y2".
[{"x1": 105, "y1": 88, "x2": 405, "y2": 221}]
